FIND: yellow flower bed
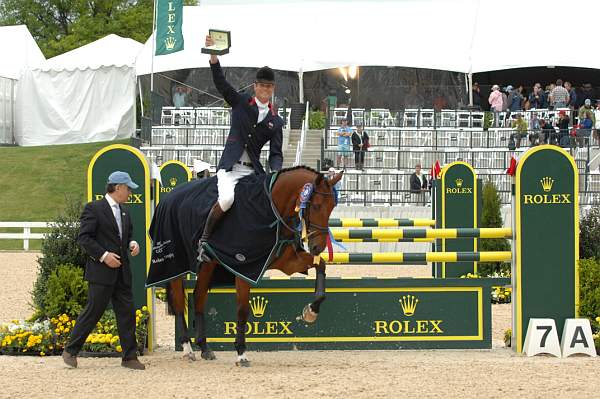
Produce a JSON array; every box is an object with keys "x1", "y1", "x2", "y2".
[{"x1": 0, "y1": 307, "x2": 150, "y2": 357}]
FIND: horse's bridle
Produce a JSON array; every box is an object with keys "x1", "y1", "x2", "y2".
[{"x1": 299, "y1": 183, "x2": 336, "y2": 239}]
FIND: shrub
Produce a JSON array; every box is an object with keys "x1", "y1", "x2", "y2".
[
  {"x1": 579, "y1": 258, "x2": 600, "y2": 323},
  {"x1": 308, "y1": 111, "x2": 326, "y2": 129},
  {"x1": 32, "y1": 197, "x2": 87, "y2": 316},
  {"x1": 580, "y1": 207, "x2": 600, "y2": 260},
  {"x1": 478, "y1": 180, "x2": 511, "y2": 276},
  {"x1": 483, "y1": 111, "x2": 493, "y2": 130},
  {"x1": 43, "y1": 264, "x2": 88, "y2": 319}
]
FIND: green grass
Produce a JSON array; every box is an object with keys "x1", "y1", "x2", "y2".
[{"x1": 0, "y1": 140, "x2": 128, "y2": 222}]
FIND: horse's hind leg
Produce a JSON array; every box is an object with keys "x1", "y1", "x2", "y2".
[
  {"x1": 234, "y1": 277, "x2": 251, "y2": 367},
  {"x1": 168, "y1": 278, "x2": 195, "y2": 361},
  {"x1": 193, "y1": 261, "x2": 217, "y2": 360}
]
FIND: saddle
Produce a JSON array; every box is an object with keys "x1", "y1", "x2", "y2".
[{"x1": 146, "y1": 174, "x2": 285, "y2": 287}]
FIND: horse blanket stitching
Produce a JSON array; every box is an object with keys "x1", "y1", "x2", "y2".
[{"x1": 146, "y1": 174, "x2": 280, "y2": 287}]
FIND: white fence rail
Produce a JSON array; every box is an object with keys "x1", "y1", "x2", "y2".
[{"x1": 0, "y1": 222, "x2": 48, "y2": 250}]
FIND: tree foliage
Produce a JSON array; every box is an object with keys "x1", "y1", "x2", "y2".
[
  {"x1": 478, "y1": 179, "x2": 511, "y2": 276},
  {"x1": 32, "y1": 196, "x2": 87, "y2": 317},
  {"x1": 0, "y1": 0, "x2": 196, "y2": 58}
]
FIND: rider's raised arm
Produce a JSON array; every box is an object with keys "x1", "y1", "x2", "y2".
[{"x1": 206, "y1": 35, "x2": 241, "y2": 107}]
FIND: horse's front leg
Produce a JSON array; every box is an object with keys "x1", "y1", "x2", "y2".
[
  {"x1": 302, "y1": 258, "x2": 327, "y2": 323},
  {"x1": 193, "y1": 261, "x2": 217, "y2": 360},
  {"x1": 234, "y1": 277, "x2": 251, "y2": 367}
]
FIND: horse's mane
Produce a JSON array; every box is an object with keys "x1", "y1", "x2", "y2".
[{"x1": 278, "y1": 165, "x2": 320, "y2": 176}]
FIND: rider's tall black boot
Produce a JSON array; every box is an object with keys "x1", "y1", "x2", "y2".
[{"x1": 197, "y1": 202, "x2": 226, "y2": 262}]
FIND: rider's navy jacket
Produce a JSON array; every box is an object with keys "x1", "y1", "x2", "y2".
[{"x1": 210, "y1": 61, "x2": 283, "y2": 174}]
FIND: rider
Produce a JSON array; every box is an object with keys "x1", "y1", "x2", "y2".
[{"x1": 198, "y1": 34, "x2": 284, "y2": 261}]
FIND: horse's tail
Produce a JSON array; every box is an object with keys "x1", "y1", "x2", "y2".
[{"x1": 165, "y1": 277, "x2": 188, "y2": 316}]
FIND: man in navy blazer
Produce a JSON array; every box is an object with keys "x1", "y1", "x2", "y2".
[
  {"x1": 197, "y1": 34, "x2": 284, "y2": 261},
  {"x1": 62, "y1": 171, "x2": 145, "y2": 370}
]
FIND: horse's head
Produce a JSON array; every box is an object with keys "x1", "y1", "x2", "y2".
[{"x1": 296, "y1": 170, "x2": 344, "y2": 256}]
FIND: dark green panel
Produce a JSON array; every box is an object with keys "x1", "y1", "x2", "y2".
[
  {"x1": 515, "y1": 147, "x2": 577, "y2": 352},
  {"x1": 157, "y1": 162, "x2": 191, "y2": 203},
  {"x1": 175, "y1": 278, "x2": 502, "y2": 350},
  {"x1": 89, "y1": 146, "x2": 150, "y2": 308},
  {"x1": 440, "y1": 163, "x2": 477, "y2": 277}
]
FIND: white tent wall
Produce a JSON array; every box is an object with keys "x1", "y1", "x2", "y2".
[
  {"x1": 14, "y1": 34, "x2": 142, "y2": 147},
  {"x1": 15, "y1": 67, "x2": 136, "y2": 146},
  {"x1": 0, "y1": 77, "x2": 15, "y2": 144}
]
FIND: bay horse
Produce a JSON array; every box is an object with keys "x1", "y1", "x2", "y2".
[{"x1": 166, "y1": 166, "x2": 343, "y2": 366}]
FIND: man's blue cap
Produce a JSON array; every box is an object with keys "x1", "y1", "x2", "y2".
[{"x1": 107, "y1": 171, "x2": 138, "y2": 189}]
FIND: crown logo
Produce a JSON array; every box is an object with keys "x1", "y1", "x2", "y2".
[
  {"x1": 169, "y1": 177, "x2": 177, "y2": 187},
  {"x1": 455, "y1": 178, "x2": 463, "y2": 188},
  {"x1": 399, "y1": 295, "x2": 419, "y2": 316},
  {"x1": 249, "y1": 296, "x2": 268, "y2": 318},
  {"x1": 540, "y1": 176, "x2": 554, "y2": 192},
  {"x1": 165, "y1": 36, "x2": 176, "y2": 50}
]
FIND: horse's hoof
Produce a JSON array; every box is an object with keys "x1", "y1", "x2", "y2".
[
  {"x1": 236, "y1": 359, "x2": 251, "y2": 367},
  {"x1": 302, "y1": 304, "x2": 318, "y2": 323},
  {"x1": 201, "y1": 350, "x2": 216, "y2": 360},
  {"x1": 183, "y1": 352, "x2": 196, "y2": 361}
]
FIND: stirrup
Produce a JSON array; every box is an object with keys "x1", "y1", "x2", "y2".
[{"x1": 197, "y1": 240, "x2": 211, "y2": 262}]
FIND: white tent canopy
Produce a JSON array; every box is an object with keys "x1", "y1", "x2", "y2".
[
  {"x1": 43, "y1": 34, "x2": 143, "y2": 70},
  {"x1": 136, "y1": 0, "x2": 600, "y2": 76},
  {"x1": 15, "y1": 35, "x2": 143, "y2": 146},
  {"x1": 0, "y1": 25, "x2": 45, "y2": 80}
]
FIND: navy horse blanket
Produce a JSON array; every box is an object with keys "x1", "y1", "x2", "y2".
[{"x1": 146, "y1": 174, "x2": 282, "y2": 287}]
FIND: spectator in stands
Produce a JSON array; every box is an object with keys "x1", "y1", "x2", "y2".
[
  {"x1": 550, "y1": 79, "x2": 570, "y2": 109},
  {"x1": 540, "y1": 118, "x2": 555, "y2": 144},
  {"x1": 507, "y1": 85, "x2": 524, "y2": 112},
  {"x1": 337, "y1": 118, "x2": 352, "y2": 168},
  {"x1": 488, "y1": 85, "x2": 503, "y2": 125},
  {"x1": 577, "y1": 110, "x2": 594, "y2": 148},
  {"x1": 565, "y1": 81, "x2": 577, "y2": 110},
  {"x1": 172, "y1": 86, "x2": 188, "y2": 108},
  {"x1": 351, "y1": 124, "x2": 369, "y2": 170},
  {"x1": 594, "y1": 102, "x2": 600, "y2": 148},
  {"x1": 528, "y1": 112, "x2": 542, "y2": 146},
  {"x1": 501, "y1": 87, "x2": 509, "y2": 112},
  {"x1": 579, "y1": 99, "x2": 596, "y2": 126},
  {"x1": 557, "y1": 110, "x2": 571, "y2": 146},
  {"x1": 510, "y1": 113, "x2": 528, "y2": 148},
  {"x1": 580, "y1": 83, "x2": 594, "y2": 107},
  {"x1": 528, "y1": 83, "x2": 547, "y2": 109},
  {"x1": 472, "y1": 82, "x2": 481, "y2": 110},
  {"x1": 410, "y1": 164, "x2": 428, "y2": 193}
]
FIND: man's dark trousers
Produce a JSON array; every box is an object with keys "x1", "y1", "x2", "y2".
[{"x1": 65, "y1": 270, "x2": 137, "y2": 360}]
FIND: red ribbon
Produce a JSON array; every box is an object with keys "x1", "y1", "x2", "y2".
[{"x1": 326, "y1": 234, "x2": 334, "y2": 262}]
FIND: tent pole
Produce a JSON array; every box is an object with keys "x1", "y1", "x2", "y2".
[
  {"x1": 138, "y1": 77, "x2": 144, "y2": 116},
  {"x1": 468, "y1": 72, "x2": 473, "y2": 107},
  {"x1": 464, "y1": 73, "x2": 469, "y2": 107},
  {"x1": 151, "y1": 0, "x2": 157, "y2": 92},
  {"x1": 298, "y1": 70, "x2": 304, "y2": 103}
]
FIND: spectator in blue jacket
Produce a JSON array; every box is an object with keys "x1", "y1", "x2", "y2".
[
  {"x1": 528, "y1": 83, "x2": 547, "y2": 109},
  {"x1": 565, "y1": 81, "x2": 577, "y2": 110}
]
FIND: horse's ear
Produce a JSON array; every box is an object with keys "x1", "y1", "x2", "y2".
[
  {"x1": 330, "y1": 171, "x2": 344, "y2": 185},
  {"x1": 315, "y1": 172, "x2": 324, "y2": 186}
]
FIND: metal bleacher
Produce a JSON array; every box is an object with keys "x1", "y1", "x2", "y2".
[
  {"x1": 142, "y1": 105, "x2": 598, "y2": 206},
  {"x1": 324, "y1": 107, "x2": 596, "y2": 206},
  {"x1": 142, "y1": 106, "x2": 290, "y2": 170}
]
